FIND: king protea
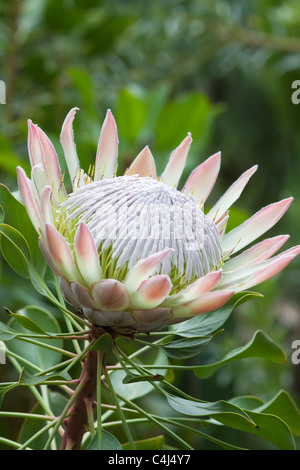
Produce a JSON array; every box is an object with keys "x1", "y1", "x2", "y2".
[{"x1": 17, "y1": 108, "x2": 300, "y2": 333}]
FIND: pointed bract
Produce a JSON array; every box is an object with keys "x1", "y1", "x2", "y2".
[
  {"x1": 40, "y1": 186, "x2": 54, "y2": 225},
  {"x1": 124, "y1": 248, "x2": 174, "y2": 293},
  {"x1": 28, "y1": 120, "x2": 45, "y2": 168},
  {"x1": 125, "y1": 146, "x2": 157, "y2": 178},
  {"x1": 94, "y1": 109, "x2": 118, "y2": 180},
  {"x1": 60, "y1": 107, "x2": 80, "y2": 183},
  {"x1": 38, "y1": 126, "x2": 64, "y2": 194},
  {"x1": 161, "y1": 134, "x2": 192, "y2": 188},
  {"x1": 232, "y1": 254, "x2": 297, "y2": 292},
  {"x1": 208, "y1": 165, "x2": 258, "y2": 222},
  {"x1": 17, "y1": 166, "x2": 43, "y2": 234},
  {"x1": 182, "y1": 152, "x2": 221, "y2": 206},
  {"x1": 45, "y1": 223, "x2": 79, "y2": 282},
  {"x1": 132, "y1": 275, "x2": 172, "y2": 308},
  {"x1": 224, "y1": 235, "x2": 290, "y2": 272},
  {"x1": 168, "y1": 270, "x2": 223, "y2": 305},
  {"x1": 174, "y1": 290, "x2": 235, "y2": 317},
  {"x1": 74, "y1": 223, "x2": 102, "y2": 285},
  {"x1": 222, "y1": 198, "x2": 294, "y2": 255}
]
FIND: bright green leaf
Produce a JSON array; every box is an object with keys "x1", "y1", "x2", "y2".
[
  {"x1": 0, "y1": 184, "x2": 45, "y2": 276},
  {"x1": 9, "y1": 313, "x2": 48, "y2": 335},
  {"x1": 116, "y1": 87, "x2": 147, "y2": 142},
  {"x1": 0, "y1": 224, "x2": 31, "y2": 278}
]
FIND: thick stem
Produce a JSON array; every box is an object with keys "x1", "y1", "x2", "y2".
[{"x1": 60, "y1": 350, "x2": 98, "y2": 450}]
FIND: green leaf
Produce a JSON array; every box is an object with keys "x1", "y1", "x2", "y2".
[
  {"x1": 122, "y1": 372, "x2": 165, "y2": 384},
  {"x1": 116, "y1": 87, "x2": 147, "y2": 142},
  {"x1": 160, "y1": 330, "x2": 223, "y2": 359},
  {"x1": 155, "y1": 92, "x2": 214, "y2": 150},
  {"x1": 0, "y1": 184, "x2": 45, "y2": 276},
  {"x1": 7, "y1": 307, "x2": 63, "y2": 370},
  {"x1": 19, "y1": 370, "x2": 72, "y2": 386},
  {"x1": 215, "y1": 409, "x2": 295, "y2": 450},
  {"x1": 167, "y1": 394, "x2": 256, "y2": 424},
  {"x1": 167, "y1": 394, "x2": 295, "y2": 450},
  {"x1": 193, "y1": 330, "x2": 286, "y2": 379},
  {"x1": 91, "y1": 333, "x2": 113, "y2": 354},
  {"x1": 122, "y1": 435, "x2": 165, "y2": 450},
  {"x1": 9, "y1": 313, "x2": 48, "y2": 335},
  {"x1": 253, "y1": 390, "x2": 300, "y2": 437},
  {"x1": 67, "y1": 67, "x2": 96, "y2": 117},
  {"x1": 0, "y1": 321, "x2": 18, "y2": 341},
  {"x1": 0, "y1": 223, "x2": 31, "y2": 278},
  {"x1": 87, "y1": 430, "x2": 122, "y2": 450},
  {"x1": 229, "y1": 395, "x2": 265, "y2": 411}
]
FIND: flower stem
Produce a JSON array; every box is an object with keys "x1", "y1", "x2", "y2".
[{"x1": 59, "y1": 349, "x2": 98, "y2": 450}]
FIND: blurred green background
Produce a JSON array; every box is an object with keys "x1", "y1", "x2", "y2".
[{"x1": 1, "y1": 0, "x2": 300, "y2": 450}]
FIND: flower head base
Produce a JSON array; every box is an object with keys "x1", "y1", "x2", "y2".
[{"x1": 17, "y1": 108, "x2": 300, "y2": 333}]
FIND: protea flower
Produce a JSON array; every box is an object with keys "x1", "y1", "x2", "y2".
[{"x1": 17, "y1": 108, "x2": 300, "y2": 333}]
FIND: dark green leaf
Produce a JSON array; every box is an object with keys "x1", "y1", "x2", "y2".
[
  {"x1": 122, "y1": 372, "x2": 165, "y2": 384},
  {"x1": 91, "y1": 333, "x2": 113, "y2": 354},
  {"x1": 193, "y1": 330, "x2": 286, "y2": 379},
  {"x1": 87, "y1": 430, "x2": 122, "y2": 450},
  {"x1": 215, "y1": 409, "x2": 295, "y2": 450},
  {"x1": 253, "y1": 390, "x2": 300, "y2": 436},
  {"x1": 167, "y1": 393, "x2": 295, "y2": 449},
  {"x1": 167, "y1": 394, "x2": 255, "y2": 424},
  {"x1": 161, "y1": 330, "x2": 223, "y2": 359}
]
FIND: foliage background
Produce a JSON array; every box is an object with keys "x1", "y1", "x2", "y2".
[{"x1": 0, "y1": 0, "x2": 300, "y2": 450}]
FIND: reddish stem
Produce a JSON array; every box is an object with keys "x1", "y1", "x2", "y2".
[{"x1": 60, "y1": 350, "x2": 98, "y2": 450}]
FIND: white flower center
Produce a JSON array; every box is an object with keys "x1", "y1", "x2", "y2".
[{"x1": 58, "y1": 175, "x2": 223, "y2": 281}]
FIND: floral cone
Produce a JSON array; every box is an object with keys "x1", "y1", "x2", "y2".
[{"x1": 17, "y1": 108, "x2": 300, "y2": 333}]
